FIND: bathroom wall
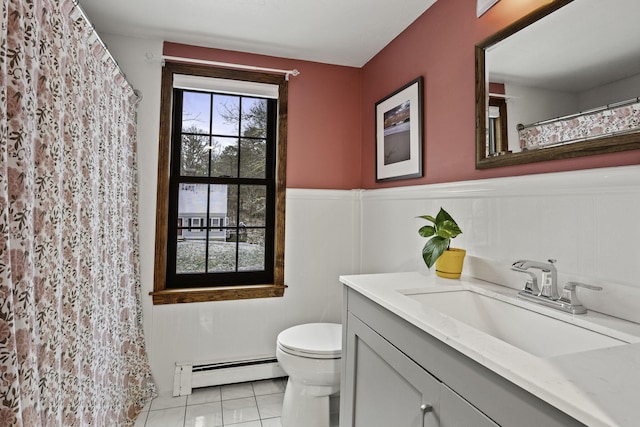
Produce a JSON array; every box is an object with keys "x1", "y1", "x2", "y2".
[
  {"x1": 504, "y1": 74, "x2": 640, "y2": 150},
  {"x1": 162, "y1": 42, "x2": 363, "y2": 190},
  {"x1": 504, "y1": 84, "x2": 578, "y2": 151},
  {"x1": 102, "y1": 35, "x2": 361, "y2": 394},
  {"x1": 578, "y1": 72, "x2": 640, "y2": 110},
  {"x1": 359, "y1": 165, "x2": 640, "y2": 324},
  {"x1": 101, "y1": 0, "x2": 640, "y2": 396},
  {"x1": 150, "y1": 191, "x2": 359, "y2": 393},
  {"x1": 360, "y1": 0, "x2": 640, "y2": 189}
]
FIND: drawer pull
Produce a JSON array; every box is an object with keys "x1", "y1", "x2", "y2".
[{"x1": 421, "y1": 403, "x2": 433, "y2": 427}]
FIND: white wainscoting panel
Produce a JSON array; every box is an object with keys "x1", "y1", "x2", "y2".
[
  {"x1": 148, "y1": 189, "x2": 360, "y2": 394},
  {"x1": 360, "y1": 165, "x2": 640, "y2": 323}
]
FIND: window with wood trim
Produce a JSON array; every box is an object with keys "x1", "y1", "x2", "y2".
[{"x1": 152, "y1": 62, "x2": 287, "y2": 304}]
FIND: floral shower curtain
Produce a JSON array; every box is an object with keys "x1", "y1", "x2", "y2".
[{"x1": 0, "y1": 0, "x2": 156, "y2": 425}]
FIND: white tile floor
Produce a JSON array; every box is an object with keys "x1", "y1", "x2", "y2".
[{"x1": 135, "y1": 378, "x2": 287, "y2": 427}]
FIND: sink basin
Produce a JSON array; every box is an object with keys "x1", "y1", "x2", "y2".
[{"x1": 402, "y1": 289, "x2": 627, "y2": 358}]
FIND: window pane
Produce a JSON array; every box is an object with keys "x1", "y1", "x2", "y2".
[
  {"x1": 208, "y1": 184, "x2": 228, "y2": 240},
  {"x1": 241, "y1": 98, "x2": 267, "y2": 138},
  {"x1": 177, "y1": 218, "x2": 184, "y2": 237},
  {"x1": 239, "y1": 185, "x2": 266, "y2": 226},
  {"x1": 240, "y1": 138, "x2": 266, "y2": 178},
  {"x1": 176, "y1": 184, "x2": 208, "y2": 275},
  {"x1": 213, "y1": 94, "x2": 240, "y2": 136},
  {"x1": 180, "y1": 134, "x2": 210, "y2": 176},
  {"x1": 239, "y1": 229, "x2": 265, "y2": 272},
  {"x1": 176, "y1": 240, "x2": 206, "y2": 274},
  {"x1": 226, "y1": 185, "x2": 238, "y2": 228},
  {"x1": 178, "y1": 183, "x2": 208, "y2": 221},
  {"x1": 207, "y1": 238, "x2": 236, "y2": 273},
  {"x1": 182, "y1": 91, "x2": 211, "y2": 134},
  {"x1": 210, "y1": 137, "x2": 238, "y2": 178}
]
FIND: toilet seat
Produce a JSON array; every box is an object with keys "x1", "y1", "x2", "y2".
[{"x1": 277, "y1": 323, "x2": 342, "y2": 359}]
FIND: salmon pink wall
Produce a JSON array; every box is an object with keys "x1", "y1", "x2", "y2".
[
  {"x1": 165, "y1": 0, "x2": 640, "y2": 192},
  {"x1": 163, "y1": 42, "x2": 362, "y2": 190},
  {"x1": 360, "y1": 0, "x2": 640, "y2": 189}
]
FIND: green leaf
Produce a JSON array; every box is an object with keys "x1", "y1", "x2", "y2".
[
  {"x1": 436, "y1": 219, "x2": 462, "y2": 239},
  {"x1": 436, "y1": 208, "x2": 455, "y2": 226},
  {"x1": 435, "y1": 208, "x2": 462, "y2": 238},
  {"x1": 422, "y1": 236, "x2": 450, "y2": 269},
  {"x1": 418, "y1": 225, "x2": 435, "y2": 238},
  {"x1": 417, "y1": 215, "x2": 437, "y2": 224}
]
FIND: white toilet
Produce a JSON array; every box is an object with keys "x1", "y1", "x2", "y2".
[{"x1": 276, "y1": 323, "x2": 342, "y2": 427}]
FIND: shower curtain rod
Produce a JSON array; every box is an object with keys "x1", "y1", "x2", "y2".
[
  {"x1": 519, "y1": 96, "x2": 640, "y2": 130},
  {"x1": 70, "y1": 0, "x2": 142, "y2": 103},
  {"x1": 159, "y1": 54, "x2": 300, "y2": 80}
]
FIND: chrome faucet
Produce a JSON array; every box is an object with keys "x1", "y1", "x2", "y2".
[
  {"x1": 511, "y1": 259, "x2": 558, "y2": 299},
  {"x1": 511, "y1": 259, "x2": 602, "y2": 314}
]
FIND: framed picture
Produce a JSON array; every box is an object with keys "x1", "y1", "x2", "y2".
[{"x1": 375, "y1": 76, "x2": 423, "y2": 182}]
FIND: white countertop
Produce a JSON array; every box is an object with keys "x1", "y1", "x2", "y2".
[{"x1": 340, "y1": 272, "x2": 640, "y2": 427}]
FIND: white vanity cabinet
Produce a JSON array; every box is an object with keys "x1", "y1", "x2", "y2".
[{"x1": 340, "y1": 287, "x2": 585, "y2": 427}]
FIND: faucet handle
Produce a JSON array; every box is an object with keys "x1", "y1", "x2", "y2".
[
  {"x1": 559, "y1": 282, "x2": 602, "y2": 312},
  {"x1": 564, "y1": 282, "x2": 602, "y2": 292},
  {"x1": 511, "y1": 266, "x2": 540, "y2": 295},
  {"x1": 523, "y1": 278, "x2": 538, "y2": 296}
]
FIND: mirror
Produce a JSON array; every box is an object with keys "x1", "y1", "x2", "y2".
[{"x1": 476, "y1": 0, "x2": 640, "y2": 169}]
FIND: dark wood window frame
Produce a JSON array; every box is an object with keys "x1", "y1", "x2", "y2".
[{"x1": 152, "y1": 62, "x2": 288, "y2": 305}]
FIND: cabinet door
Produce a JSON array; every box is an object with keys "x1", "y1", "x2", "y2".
[
  {"x1": 343, "y1": 313, "x2": 440, "y2": 427},
  {"x1": 440, "y1": 384, "x2": 498, "y2": 427}
]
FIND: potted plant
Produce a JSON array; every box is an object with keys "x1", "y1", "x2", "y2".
[{"x1": 418, "y1": 207, "x2": 465, "y2": 279}]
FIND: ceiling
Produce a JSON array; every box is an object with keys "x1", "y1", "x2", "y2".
[{"x1": 79, "y1": 0, "x2": 438, "y2": 68}]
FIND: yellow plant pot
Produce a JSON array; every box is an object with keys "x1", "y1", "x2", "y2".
[{"x1": 435, "y1": 248, "x2": 466, "y2": 279}]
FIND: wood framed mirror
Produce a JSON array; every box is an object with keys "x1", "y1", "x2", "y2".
[{"x1": 476, "y1": 0, "x2": 640, "y2": 169}]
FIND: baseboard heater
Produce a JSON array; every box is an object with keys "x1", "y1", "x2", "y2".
[{"x1": 173, "y1": 356, "x2": 286, "y2": 396}]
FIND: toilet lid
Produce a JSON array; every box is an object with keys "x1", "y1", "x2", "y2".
[{"x1": 277, "y1": 323, "x2": 342, "y2": 359}]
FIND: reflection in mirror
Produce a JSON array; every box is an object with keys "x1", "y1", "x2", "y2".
[
  {"x1": 476, "y1": 0, "x2": 640, "y2": 169},
  {"x1": 488, "y1": 84, "x2": 509, "y2": 156}
]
